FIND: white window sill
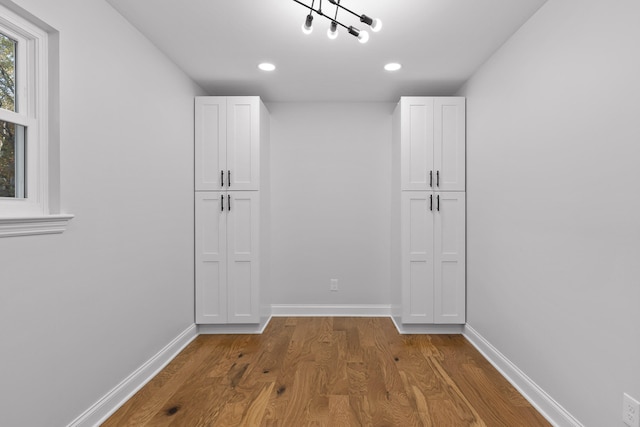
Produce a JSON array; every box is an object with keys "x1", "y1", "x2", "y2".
[{"x1": 0, "y1": 214, "x2": 74, "y2": 237}]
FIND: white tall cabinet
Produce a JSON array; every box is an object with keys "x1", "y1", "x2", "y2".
[
  {"x1": 392, "y1": 97, "x2": 466, "y2": 331},
  {"x1": 195, "y1": 97, "x2": 270, "y2": 332}
]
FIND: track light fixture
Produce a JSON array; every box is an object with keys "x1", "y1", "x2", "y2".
[{"x1": 292, "y1": 0, "x2": 382, "y2": 43}]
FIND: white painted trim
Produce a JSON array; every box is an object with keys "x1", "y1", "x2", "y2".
[
  {"x1": 390, "y1": 315, "x2": 464, "y2": 334},
  {"x1": 198, "y1": 315, "x2": 273, "y2": 335},
  {"x1": 0, "y1": 2, "x2": 53, "y2": 218},
  {"x1": 463, "y1": 324, "x2": 584, "y2": 427},
  {"x1": 67, "y1": 324, "x2": 198, "y2": 427},
  {"x1": 0, "y1": 214, "x2": 74, "y2": 237},
  {"x1": 271, "y1": 304, "x2": 392, "y2": 317}
]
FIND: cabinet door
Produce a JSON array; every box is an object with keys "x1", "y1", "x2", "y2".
[
  {"x1": 195, "y1": 97, "x2": 227, "y2": 191},
  {"x1": 434, "y1": 192, "x2": 466, "y2": 324},
  {"x1": 195, "y1": 192, "x2": 227, "y2": 324},
  {"x1": 434, "y1": 98, "x2": 465, "y2": 191},
  {"x1": 401, "y1": 191, "x2": 435, "y2": 323},
  {"x1": 227, "y1": 97, "x2": 260, "y2": 191},
  {"x1": 226, "y1": 191, "x2": 260, "y2": 323},
  {"x1": 401, "y1": 97, "x2": 435, "y2": 191}
]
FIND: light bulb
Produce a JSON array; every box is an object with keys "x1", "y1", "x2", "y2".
[
  {"x1": 327, "y1": 21, "x2": 338, "y2": 39},
  {"x1": 371, "y1": 18, "x2": 382, "y2": 32},
  {"x1": 302, "y1": 14, "x2": 313, "y2": 35},
  {"x1": 358, "y1": 30, "x2": 369, "y2": 44}
]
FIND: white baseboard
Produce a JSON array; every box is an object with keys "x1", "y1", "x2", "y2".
[
  {"x1": 390, "y1": 315, "x2": 464, "y2": 334},
  {"x1": 67, "y1": 324, "x2": 198, "y2": 427},
  {"x1": 271, "y1": 304, "x2": 391, "y2": 317},
  {"x1": 198, "y1": 315, "x2": 272, "y2": 334},
  {"x1": 463, "y1": 324, "x2": 583, "y2": 427}
]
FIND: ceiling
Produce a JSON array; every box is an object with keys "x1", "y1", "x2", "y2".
[{"x1": 105, "y1": 0, "x2": 547, "y2": 102}]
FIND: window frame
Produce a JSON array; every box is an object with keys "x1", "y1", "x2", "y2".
[{"x1": 0, "y1": 4, "x2": 72, "y2": 237}]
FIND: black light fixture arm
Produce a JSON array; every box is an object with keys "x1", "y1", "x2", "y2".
[
  {"x1": 327, "y1": 0, "x2": 372, "y2": 25},
  {"x1": 292, "y1": 0, "x2": 353, "y2": 31},
  {"x1": 293, "y1": 0, "x2": 379, "y2": 42},
  {"x1": 292, "y1": 0, "x2": 323, "y2": 18}
]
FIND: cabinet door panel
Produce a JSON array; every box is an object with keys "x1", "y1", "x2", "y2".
[
  {"x1": 401, "y1": 98, "x2": 434, "y2": 190},
  {"x1": 227, "y1": 97, "x2": 260, "y2": 191},
  {"x1": 408, "y1": 261, "x2": 431, "y2": 318},
  {"x1": 434, "y1": 192, "x2": 466, "y2": 324},
  {"x1": 195, "y1": 192, "x2": 227, "y2": 323},
  {"x1": 195, "y1": 98, "x2": 226, "y2": 190},
  {"x1": 227, "y1": 191, "x2": 260, "y2": 323},
  {"x1": 401, "y1": 192, "x2": 435, "y2": 323},
  {"x1": 434, "y1": 98, "x2": 465, "y2": 191}
]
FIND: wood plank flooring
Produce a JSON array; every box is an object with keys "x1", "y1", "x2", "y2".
[{"x1": 103, "y1": 317, "x2": 550, "y2": 426}]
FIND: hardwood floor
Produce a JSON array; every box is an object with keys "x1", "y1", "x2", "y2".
[{"x1": 103, "y1": 317, "x2": 550, "y2": 426}]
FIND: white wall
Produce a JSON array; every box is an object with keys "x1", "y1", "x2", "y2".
[
  {"x1": 268, "y1": 102, "x2": 393, "y2": 307},
  {"x1": 0, "y1": 0, "x2": 203, "y2": 425},
  {"x1": 458, "y1": 0, "x2": 640, "y2": 425}
]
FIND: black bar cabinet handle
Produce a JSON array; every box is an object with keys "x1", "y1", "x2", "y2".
[
  {"x1": 221, "y1": 170, "x2": 224, "y2": 187},
  {"x1": 436, "y1": 170, "x2": 440, "y2": 187},
  {"x1": 228, "y1": 194, "x2": 231, "y2": 211},
  {"x1": 430, "y1": 170, "x2": 433, "y2": 188},
  {"x1": 437, "y1": 194, "x2": 440, "y2": 211},
  {"x1": 221, "y1": 194, "x2": 224, "y2": 212},
  {"x1": 430, "y1": 194, "x2": 433, "y2": 211},
  {"x1": 228, "y1": 170, "x2": 231, "y2": 187}
]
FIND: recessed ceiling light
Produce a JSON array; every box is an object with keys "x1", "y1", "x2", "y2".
[
  {"x1": 384, "y1": 63, "x2": 402, "y2": 71},
  {"x1": 258, "y1": 63, "x2": 276, "y2": 71}
]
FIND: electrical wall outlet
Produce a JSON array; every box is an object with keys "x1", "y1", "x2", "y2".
[
  {"x1": 330, "y1": 279, "x2": 338, "y2": 291},
  {"x1": 623, "y1": 393, "x2": 640, "y2": 427}
]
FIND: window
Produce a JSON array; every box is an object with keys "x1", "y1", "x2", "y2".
[
  {"x1": 0, "y1": 31, "x2": 25, "y2": 199},
  {"x1": 0, "y1": 4, "x2": 72, "y2": 237}
]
